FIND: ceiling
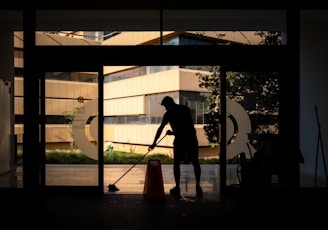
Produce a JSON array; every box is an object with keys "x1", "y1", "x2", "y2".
[
  {"x1": 1, "y1": 4, "x2": 326, "y2": 72},
  {"x1": 0, "y1": 9, "x2": 288, "y2": 31},
  {"x1": 0, "y1": 2, "x2": 326, "y2": 32}
]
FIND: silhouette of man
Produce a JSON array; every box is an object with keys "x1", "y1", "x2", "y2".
[{"x1": 149, "y1": 96, "x2": 202, "y2": 197}]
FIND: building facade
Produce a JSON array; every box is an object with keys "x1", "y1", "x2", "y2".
[{"x1": 13, "y1": 31, "x2": 262, "y2": 159}]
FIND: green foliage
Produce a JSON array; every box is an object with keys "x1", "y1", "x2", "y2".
[
  {"x1": 17, "y1": 149, "x2": 243, "y2": 164},
  {"x1": 254, "y1": 31, "x2": 282, "y2": 45},
  {"x1": 45, "y1": 150, "x2": 97, "y2": 164},
  {"x1": 63, "y1": 113, "x2": 75, "y2": 124},
  {"x1": 198, "y1": 158, "x2": 220, "y2": 164},
  {"x1": 197, "y1": 31, "x2": 281, "y2": 147},
  {"x1": 197, "y1": 66, "x2": 221, "y2": 147},
  {"x1": 34, "y1": 149, "x2": 225, "y2": 164},
  {"x1": 63, "y1": 109, "x2": 77, "y2": 139},
  {"x1": 103, "y1": 151, "x2": 171, "y2": 164},
  {"x1": 43, "y1": 150, "x2": 176, "y2": 164},
  {"x1": 226, "y1": 71, "x2": 280, "y2": 115}
]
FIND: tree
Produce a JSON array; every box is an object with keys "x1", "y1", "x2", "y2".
[
  {"x1": 197, "y1": 66, "x2": 221, "y2": 147},
  {"x1": 63, "y1": 108, "x2": 78, "y2": 151},
  {"x1": 197, "y1": 31, "x2": 281, "y2": 147}
]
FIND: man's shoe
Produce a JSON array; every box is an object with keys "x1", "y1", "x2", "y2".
[
  {"x1": 170, "y1": 187, "x2": 180, "y2": 197},
  {"x1": 196, "y1": 185, "x2": 203, "y2": 197}
]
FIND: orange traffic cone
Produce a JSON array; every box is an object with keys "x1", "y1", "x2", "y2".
[{"x1": 143, "y1": 159, "x2": 165, "y2": 200}]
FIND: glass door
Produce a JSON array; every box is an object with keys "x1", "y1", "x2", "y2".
[{"x1": 43, "y1": 71, "x2": 102, "y2": 192}]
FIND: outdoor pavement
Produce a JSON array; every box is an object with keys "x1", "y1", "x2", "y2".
[
  {"x1": 44, "y1": 163, "x2": 240, "y2": 196},
  {"x1": 2, "y1": 163, "x2": 241, "y2": 196}
]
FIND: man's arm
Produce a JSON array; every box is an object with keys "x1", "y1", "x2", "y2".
[
  {"x1": 148, "y1": 114, "x2": 169, "y2": 150},
  {"x1": 148, "y1": 124, "x2": 165, "y2": 150}
]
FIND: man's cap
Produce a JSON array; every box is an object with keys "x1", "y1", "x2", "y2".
[{"x1": 161, "y1": 96, "x2": 175, "y2": 106}]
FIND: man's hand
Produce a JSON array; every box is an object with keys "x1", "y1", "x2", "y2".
[
  {"x1": 166, "y1": 130, "x2": 174, "y2": 136},
  {"x1": 148, "y1": 143, "x2": 156, "y2": 151}
]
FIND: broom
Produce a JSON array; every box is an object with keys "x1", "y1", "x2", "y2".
[{"x1": 108, "y1": 134, "x2": 168, "y2": 192}]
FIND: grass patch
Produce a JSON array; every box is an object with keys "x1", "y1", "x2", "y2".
[
  {"x1": 18, "y1": 149, "x2": 240, "y2": 164},
  {"x1": 45, "y1": 150, "x2": 97, "y2": 164},
  {"x1": 104, "y1": 151, "x2": 175, "y2": 164}
]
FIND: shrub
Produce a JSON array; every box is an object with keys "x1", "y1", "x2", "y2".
[{"x1": 17, "y1": 149, "x2": 240, "y2": 164}]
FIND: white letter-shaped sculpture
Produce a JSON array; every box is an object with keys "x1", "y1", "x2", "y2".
[
  {"x1": 72, "y1": 99, "x2": 99, "y2": 160},
  {"x1": 226, "y1": 97, "x2": 256, "y2": 159}
]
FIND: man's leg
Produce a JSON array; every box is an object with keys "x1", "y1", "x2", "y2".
[
  {"x1": 193, "y1": 162, "x2": 203, "y2": 197},
  {"x1": 170, "y1": 160, "x2": 181, "y2": 196},
  {"x1": 173, "y1": 161, "x2": 180, "y2": 188},
  {"x1": 190, "y1": 145, "x2": 202, "y2": 197},
  {"x1": 171, "y1": 145, "x2": 182, "y2": 196},
  {"x1": 193, "y1": 161, "x2": 201, "y2": 186}
]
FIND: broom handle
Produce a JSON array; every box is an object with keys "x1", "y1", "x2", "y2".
[{"x1": 112, "y1": 134, "x2": 167, "y2": 185}]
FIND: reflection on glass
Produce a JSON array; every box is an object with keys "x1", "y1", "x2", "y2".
[
  {"x1": 45, "y1": 72, "x2": 99, "y2": 186},
  {"x1": 35, "y1": 31, "x2": 281, "y2": 46}
]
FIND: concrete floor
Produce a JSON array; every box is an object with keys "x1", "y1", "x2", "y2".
[{"x1": 1, "y1": 163, "x2": 328, "y2": 229}]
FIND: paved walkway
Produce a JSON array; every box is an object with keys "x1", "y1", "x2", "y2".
[
  {"x1": 1, "y1": 163, "x2": 327, "y2": 193},
  {"x1": 41, "y1": 164, "x2": 241, "y2": 197}
]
